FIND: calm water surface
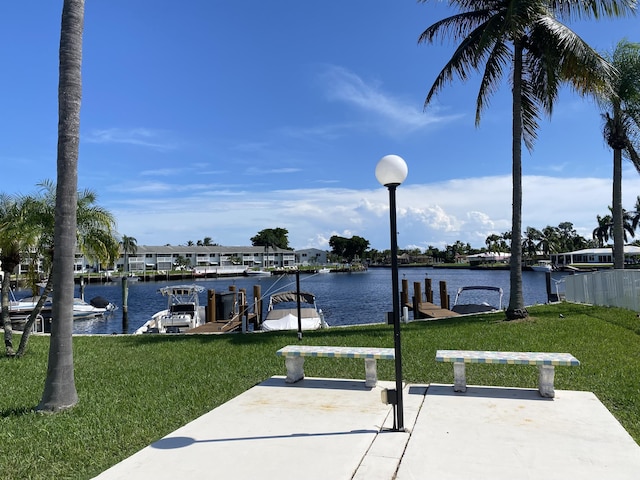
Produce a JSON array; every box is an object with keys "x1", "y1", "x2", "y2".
[{"x1": 18, "y1": 267, "x2": 568, "y2": 335}]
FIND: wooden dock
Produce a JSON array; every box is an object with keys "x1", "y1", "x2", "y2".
[
  {"x1": 402, "y1": 278, "x2": 459, "y2": 319},
  {"x1": 411, "y1": 301, "x2": 458, "y2": 319}
]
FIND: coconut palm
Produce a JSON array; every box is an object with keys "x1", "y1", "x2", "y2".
[
  {"x1": 418, "y1": 0, "x2": 633, "y2": 319},
  {"x1": 38, "y1": 0, "x2": 85, "y2": 413},
  {"x1": 598, "y1": 39, "x2": 640, "y2": 268}
]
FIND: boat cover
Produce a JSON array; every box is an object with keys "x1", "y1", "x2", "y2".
[{"x1": 261, "y1": 313, "x2": 322, "y2": 331}]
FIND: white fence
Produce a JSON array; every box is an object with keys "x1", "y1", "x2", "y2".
[{"x1": 565, "y1": 270, "x2": 640, "y2": 312}]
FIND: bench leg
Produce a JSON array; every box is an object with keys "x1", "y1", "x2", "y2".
[
  {"x1": 364, "y1": 358, "x2": 378, "y2": 387},
  {"x1": 538, "y1": 365, "x2": 555, "y2": 398},
  {"x1": 453, "y1": 362, "x2": 467, "y2": 392},
  {"x1": 284, "y1": 356, "x2": 305, "y2": 383}
]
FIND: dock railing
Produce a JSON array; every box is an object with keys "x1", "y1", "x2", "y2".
[{"x1": 565, "y1": 270, "x2": 640, "y2": 312}]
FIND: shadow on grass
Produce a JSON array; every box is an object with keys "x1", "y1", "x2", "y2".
[{"x1": 0, "y1": 406, "x2": 37, "y2": 418}]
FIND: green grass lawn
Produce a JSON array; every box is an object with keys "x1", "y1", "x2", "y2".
[{"x1": 1, "y1": 302, "x2": 639, "y2": 479}]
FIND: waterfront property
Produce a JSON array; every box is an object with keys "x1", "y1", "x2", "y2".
[
  {"x1": 550, "y1": 246, "x2": 640, "y2": 269},
  {"x1": 12, "y1": 245, "x2": 332, "y2": 278}
]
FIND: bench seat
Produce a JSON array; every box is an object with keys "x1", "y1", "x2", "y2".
[
  {"x1": 436, "y1": 350, "x2": 580, "y2": 398},
  {"x1": 276, "y1": 345, "x2": 395, "y2": 387}
]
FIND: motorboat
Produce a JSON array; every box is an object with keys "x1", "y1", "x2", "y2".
[
  {"x1": 72, "y1": 297, "x2": 117, "y2": 319},
  {"x1": 135, "y1": 285, "x2": 206, "y2": 334},
  {"x1": 317, "y1": 267, "x2": 331, "y2": 273},
  {"x1": 9, "y1": 291, "x2": 115, "y2": 320},
  {"x1": 245, "y1": 269, "x2": 271, "y2": 276},
  {"x1": 261, "y1": 290, "x2": 328, "y2": 331},
  {"x1": 531, "y1": 260, "x2": 553, "y2": 272},
  {"x1": 450, "y1": 286, "x2": 503, "y2": 314}
]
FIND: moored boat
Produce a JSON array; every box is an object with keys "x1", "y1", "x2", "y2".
[
  {"x1": 135, "y1": 285, "x2": 206, "y2": 334},
  {"x1": 531, "y1": 260, "x2": 553, "y2": 272},
  {"x1": 261, "y1": 290, "x2": 328, "y2": 331},
  {"x1": 450, "y1": 286, "x2": 503, "y2": 314}
]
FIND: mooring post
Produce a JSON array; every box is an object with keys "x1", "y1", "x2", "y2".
[
  {"x1": 401, "y1": 278, "x2": 409, "y2": 307},
  {"x1": 425, "y1": 277, "x2": 433, "y2": 303},
  {"x1": 253, "y1": 284, "x2": 261, "y2": 327},
  {"x1": 413, "y1": 281, "x2": 422, "y2": 319},
  {"x1": 207, "y1": 289, "x2": 216, "y2": 323},
  {"x1": 439, "y1": 280, "x2": 449, "y2": 310}
]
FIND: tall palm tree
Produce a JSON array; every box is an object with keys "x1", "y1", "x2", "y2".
[
  {"x1": 119, "y1": 235, "x2": 137, "y2": 273},
  {"x1": 418, "y1": 0, "x2": 632, "y2": 319},
  {"x1": 38, "y1": 0, "x2": 85, "y2": 412},
  {"x1": 598, "y1": 39, "x2": 640, "y2": 268}
]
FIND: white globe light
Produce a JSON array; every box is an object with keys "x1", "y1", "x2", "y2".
[{"x1": 375, "y1": 154, "x2": 408, "y2": 186}]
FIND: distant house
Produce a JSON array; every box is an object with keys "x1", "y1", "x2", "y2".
[
  {"x1": 550, "y1": 246, "x2": 640, "y2": 268},
  {"x1": 295, "y1": 248, "x2": 328, "y2": 266}
]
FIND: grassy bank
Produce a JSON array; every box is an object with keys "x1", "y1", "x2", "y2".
[{"x1": 2, "y1": 302, "x2": 639, "y2": 479}]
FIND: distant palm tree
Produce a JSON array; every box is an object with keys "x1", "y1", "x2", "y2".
[
  {"x1": 522, "y1": 227, "x2": 542, "y2": 261},
  {"x1": 120, "y1": 235, "x2": 138, "y2": 273},
  {"x1": 537, "y1": 226, "x2": 560, "y2": 256},
  {"x1": 598, "y1": 39, "x2": 640, "y2": 268},
  {"x1": 593, "y1": 214, "x2": 613, "y2": 247},
  {"x1": 38, "y1": 0, "x2": 84, "y2": 413},
  {"x1": 419, "y1": 0, "x2": 631, "y2": 319},
  {"x1": 631, "y1": 196, "x2": 640, "y2": 231}
]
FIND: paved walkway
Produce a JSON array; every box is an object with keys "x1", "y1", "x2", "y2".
[{"x1": 94, "y1": 377, "x2": 640, "y2": 479}]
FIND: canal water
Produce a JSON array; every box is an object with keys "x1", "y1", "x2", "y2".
[{"x1": 15, "y1": 267, "x2": 569, "y2": 335}]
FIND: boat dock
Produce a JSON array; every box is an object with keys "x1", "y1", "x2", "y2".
[{"x1": 401, "y1": 278, "x2": 459, "y2": 319}]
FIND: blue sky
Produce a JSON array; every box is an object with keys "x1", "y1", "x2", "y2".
[{"x1": 1, "y1": 1, "x2": 639, "y2": 251}]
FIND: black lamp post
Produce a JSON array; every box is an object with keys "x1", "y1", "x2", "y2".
[{"x1": 375, "y1": 154, "x2": 408, "y2": 432}]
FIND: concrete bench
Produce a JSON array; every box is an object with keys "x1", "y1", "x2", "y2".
[
  {"x1": 436, "y1": 350, "x2": 580, "y2": 398},
  {"x1": 276, "y1": 345, "x2": 395, "y2": 387}
]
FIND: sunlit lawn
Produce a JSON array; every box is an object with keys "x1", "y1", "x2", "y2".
[{"x1": 1, "y1": 302, "x2": 639, "y2": 479}]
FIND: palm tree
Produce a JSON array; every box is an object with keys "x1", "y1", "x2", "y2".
[
  {"x1": 13, "y1": 182, "x2": 118, "y2": 356},
  {"x1": 538, "y1": 225, "x2": 560, "y2": 256},
  {"x1": 593, "y1": 214, "x2": 613, "y2": 247},
  {"x1": 418, "y1": 0, "x2": 632, "y2": 319},
  {"x1": 38, "y1": 0, "x2": 84, "y2": 413},
  {"x1": 0, "y1": 194, "x2": 40, "y2": 356},
  {"x1": 119, "y1": 235, "x2": 138, "y2": 273},
  {"x1": 598, "y1": 39, "x2": 640, "y2": 268},
  {"x1": 522, "y1": 227, "x2": 542, "y2": 262}
]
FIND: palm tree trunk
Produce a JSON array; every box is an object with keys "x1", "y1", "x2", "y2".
[
  {"x1": 507, "y1": 40, "x2": 527, "y2": 320},
  {"x1": 38, "y1": 0, "x2": 84, "y2": 412},
  {"x1": 16, "y1": 275, "x2": 54, "y2": 356},
  {"x1": 1, "y1": 271, "x2": 15, "y2": 356},
  {"x1": 612, "y1": 147, "x2": 624, "y2": 269}
]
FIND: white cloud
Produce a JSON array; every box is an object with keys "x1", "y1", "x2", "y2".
[
  {"x1": 84, "y1": 128, "x2": 176, "y2": 150},
  {"x1": 105, "y1": 174, "x2": 640, "y2": 251},
  {"x1": 319, "y1": 65, "x2": 463, "y2": 135}
]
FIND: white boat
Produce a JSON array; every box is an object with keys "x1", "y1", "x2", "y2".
[
  {"x1": 245, "y1": 269, "x2": 271, "y2": 276},
  {"x1": 450, "y1": 286, "x2": 503, "y2": 314},
  {"x1": 531, "y1": 260, "x2": 553, "y2": 272},
  {"x1": 261, "y1": 290, "x2": 328, "y2": 331},
  {"x1": 317, "y1": 267, "x2": 330, "y2": 273},
  {"x1": 9, "y1": 291, "x2": 115, "y2": 320},
  {"x1": 135, "y1": 285, "x2": 206, "y2": 334}
]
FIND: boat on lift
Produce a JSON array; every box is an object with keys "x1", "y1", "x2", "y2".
[
  {"x1": 135, "y1": 285, "x2": 206, "y2": 334},
  {"x1": 261, "y1": 290, "x2": 328, "y2": 331}
]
